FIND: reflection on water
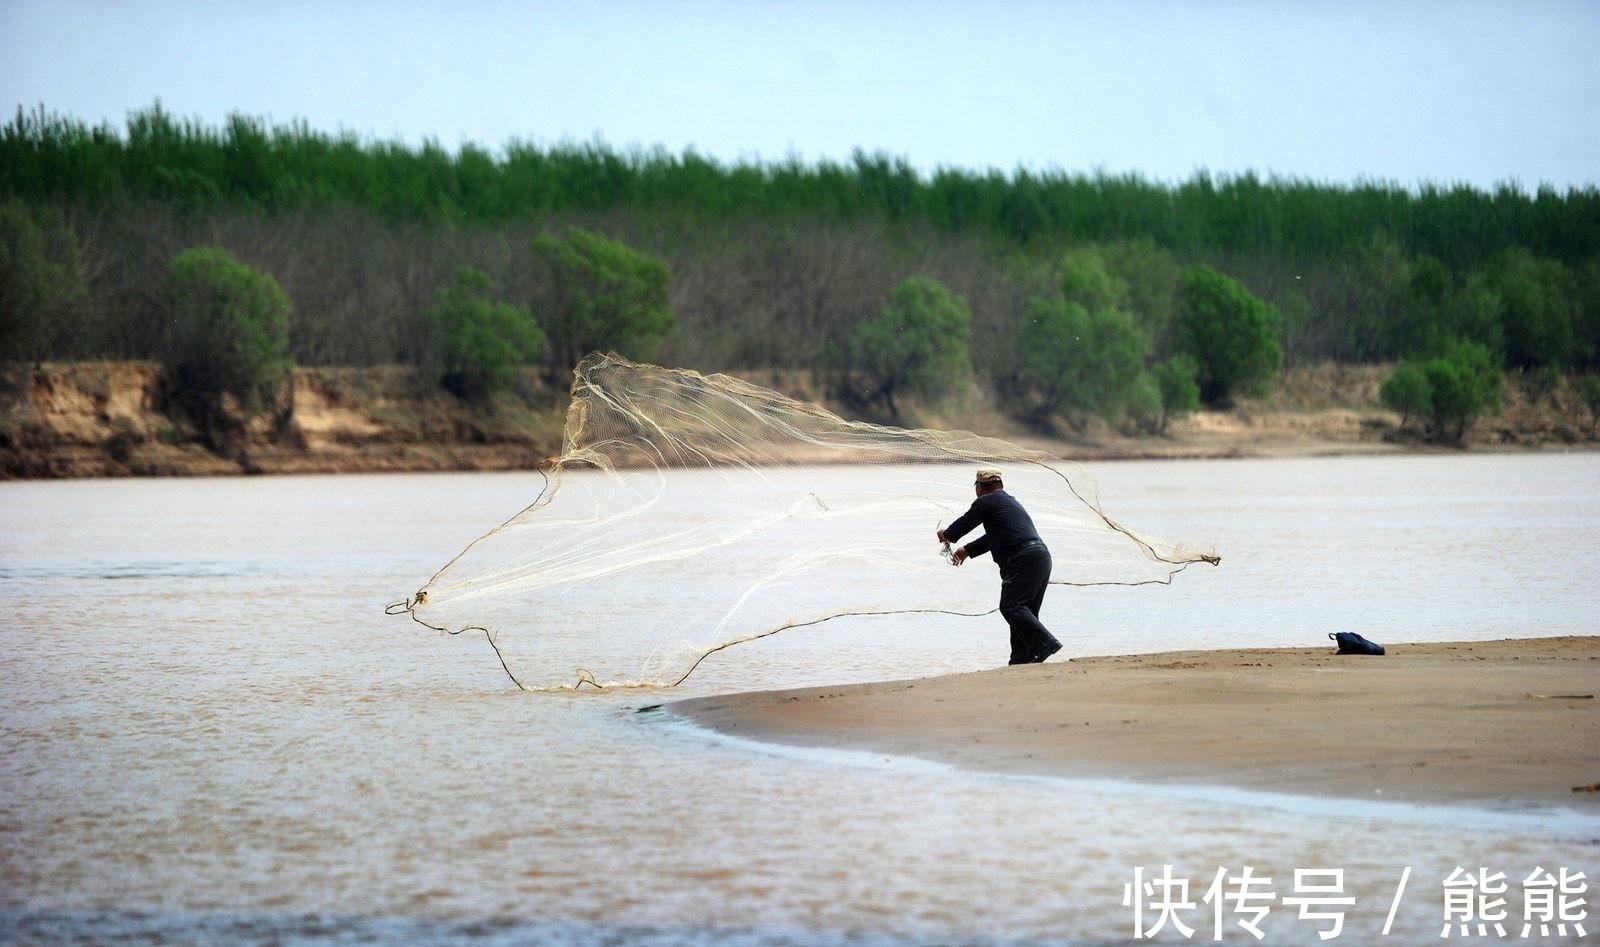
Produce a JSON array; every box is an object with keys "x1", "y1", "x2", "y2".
[{"x1": 2, "y1": 454, "x2": 1597, "y2": 946}]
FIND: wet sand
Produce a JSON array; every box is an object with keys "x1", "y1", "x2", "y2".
[{"x1": 673, "y1": 636, "x2": 1600, "y2": 807}]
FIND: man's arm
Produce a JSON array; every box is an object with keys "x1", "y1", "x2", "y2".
[
  {"x1": 942, "y1": 497, "x2": 991, "y2": 566},
  {"x1": 942, "y1": 498, "x2": 985, "y2": 545}
]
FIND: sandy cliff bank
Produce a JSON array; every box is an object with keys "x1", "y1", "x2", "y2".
[
  {"x1": 3, "y1": 361, "x2": 1595, "y2": 478},
  {"x1": 1, "y1": 362, "x2": 565, "y2": 478}
]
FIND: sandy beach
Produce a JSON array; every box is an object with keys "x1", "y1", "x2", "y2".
[{"x1": 673, "y1": 636, "x2": 1600, "y2": 808}]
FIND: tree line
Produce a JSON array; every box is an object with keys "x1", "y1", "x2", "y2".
[
  {"x1": 3, "y1": 104, "x2": 1599, "y2": 445},
  {"x1": 5, "y1": 104, "x2": 1599, "y2": 268}
]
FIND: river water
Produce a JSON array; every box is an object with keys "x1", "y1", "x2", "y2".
[{"x1": 2, "y1": 453, "x2": 1597, "y2": 946}]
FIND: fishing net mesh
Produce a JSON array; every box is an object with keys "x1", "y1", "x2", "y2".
[{"x1": 391, "y1": 353, "x2": 1218, "y2": 690}]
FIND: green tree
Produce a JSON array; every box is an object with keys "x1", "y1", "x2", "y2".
[
  {"x1": 1017, "y1": 298, "x2": 1145, "y2": 420},
  {"x1": 1422, "y1": 341, "x2": 1502, "y2": 443},
  {"x1": 1379, "y1": 360, "x2": 1432, "y2": 428},
  {"x1": 1440, "y1": 274, "x2": 1506, "y2": 356},
  {"x1": 429, "y1": 266, "x2": 545, "y2": 401},
  {"x1": 850, "y1": 276, "x2": 971, "y2": 416},
  {"x1": 164, "y1": 246, "x2": 292, "y2": 417},
  {"x1": 1397, "y1": 254, "x2": 1452, "y2": 357},
  {"x1": 0, "y1": 201, "x2": 85, "y2": 360},
  {"x1": 1056, "y1": 246, "x2": 1125, "y2": 312},
  {"x1": 1099, "y1": 239, "x2": 1181, "y2": 353},
  {"x1": 1121, "y1": 371, "x2": 1163, "y2": 434},
  {"x1": 1151, "y1": 354, "x2": 1201, "y2": 433},
  {"x1": 1483, "y1": 248, "x2": 1580, "y2": 368},
  {"x1": 1175, "y1": 265, "x2": 1282, "y2": 405},
  {"x1": 1330, "y1": 232, "x2": 1412, "y2": 361},
  {"x1": 1575, "y1": 259, "x2": 1600, "y2": 369},
  {"x1": 531, "y1": 227, "x2": 674, "y2": 370}
]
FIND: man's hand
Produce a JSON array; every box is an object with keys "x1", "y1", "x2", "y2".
[
  {"x1": 935, "y1": 527, "x2": 948, "y2": 543},
  {"x1": 951, "y1": 546, "x2": 968, "y2": 566}
]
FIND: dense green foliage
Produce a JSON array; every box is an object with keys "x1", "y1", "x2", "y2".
[
  {"x1": 1175, "y1": 266, "x2": 1283, "y2": 404},
  {"x1": 1020, "y1": 244, "x2": 1211, "y2": 428},
  {"x1": 1151, "y1": 355, "x2": 1202, "y2": 433},
  {"x1": 1005, "y1": 248, "x2": 1153, "y2": 422},
  {"x1": 1379, "y1": 360, "x2": 1432, "y2": 428},
  {"x1": 2, "y1": 105, "x2": 1598, "y2": 436},
  {"x1": 847, "y1": 276, "x2": 971, "y2": 415},
  {"x1": 1423, "y1": 342, "x2": 1503, "y2": 443},
  {"x1": 429, "y1": 267, "x2": 545, "y2": 401},
  {"x1": 1394, "y1": 252, "x2": 1522, "y2": 364},
  {"x1": 163, "y1": 247, "x2": 291, "y2": 438},
  {"x1": 0, "y1": 202, "x2": 85, "y2": 360},
  {"x1": 1482, "y1": 248, "x2": 1585, "y2": 369},
  {"x1": 531, "y1": 227, "x2": 673, "y2": 370},
  {"x1": 1017, "y1": 299, "x2": 1145, "y2": 420},
  {"x1": 1384, "y1": 342, "x2": 1503, "y2": 443},
  {"x1": 6, "y1": 105, "x2": 1598, "y2": 268}
]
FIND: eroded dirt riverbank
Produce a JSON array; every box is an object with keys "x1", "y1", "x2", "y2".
[{"x1": 3, "y1": 361, "x2": 1594, "y2": 478}]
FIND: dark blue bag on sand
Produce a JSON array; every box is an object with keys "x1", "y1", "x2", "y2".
[{"x1": 1330, "y1": 631, "x2": 1385, "y2": 655}]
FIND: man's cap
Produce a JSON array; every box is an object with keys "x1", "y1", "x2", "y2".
[{"x1": 975, "y1": 467, "x2": 1003, "y2": 485}]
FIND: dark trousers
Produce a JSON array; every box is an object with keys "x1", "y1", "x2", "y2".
[{"x1": 999, "y1": 544, "x2": 1058, "y2": 663}]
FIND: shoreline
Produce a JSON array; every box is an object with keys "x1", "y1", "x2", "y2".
[
  {"x1": 5, "y1": 361, "x2": 1596, "y2": 479},
  {"x1": 670, "y1": 636, "x2": 1600, "y2": 809}
]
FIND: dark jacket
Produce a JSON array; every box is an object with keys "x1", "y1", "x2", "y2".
[{"x1": 944, "y1": 490, "x2": 1046, "y2": 566}]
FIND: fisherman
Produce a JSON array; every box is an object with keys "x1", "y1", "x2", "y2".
[{"x1": 937, "y1": 467, "x2": 1062, "y2": 665}]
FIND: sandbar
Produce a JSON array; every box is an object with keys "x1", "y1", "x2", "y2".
[{"x1": 672, "y1": 637, "x2": 1599, "y2": 807}]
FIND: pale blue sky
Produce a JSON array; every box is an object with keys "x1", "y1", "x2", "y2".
[{"x1": 4, "y1": 0, "x2": 1597, "y2": 191}]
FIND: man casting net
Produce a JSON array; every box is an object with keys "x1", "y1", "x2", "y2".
[{"x1": 389, "y1": 354, "x2": 1218, "y2": 690}]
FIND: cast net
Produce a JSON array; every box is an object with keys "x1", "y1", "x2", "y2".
[{"x1": 389, "y1": 353, "x2": 1218, "y2": 690}]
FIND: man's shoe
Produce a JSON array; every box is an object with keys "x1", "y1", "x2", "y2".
[{"x1": 1031, "y1": 640, "x2": 1062, "y2": 663}]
